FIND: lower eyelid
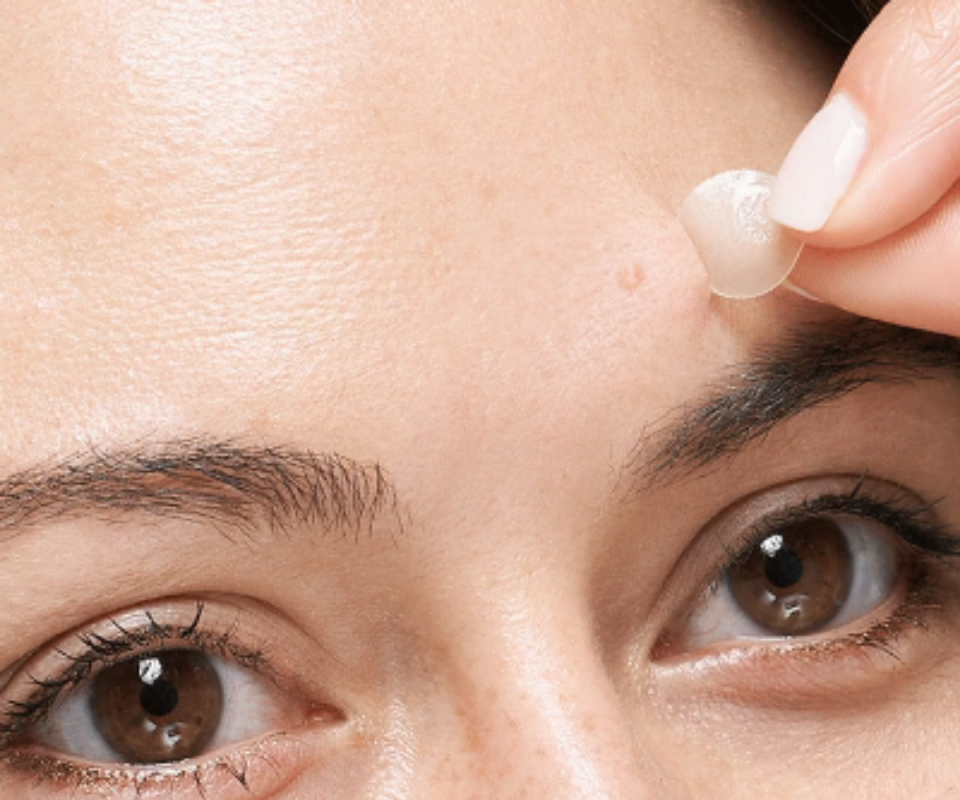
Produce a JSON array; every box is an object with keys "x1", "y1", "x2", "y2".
[
  {"x1": 0, "y1": 731, "x2": 314, "y2": 800},
  {"x1": 651, "y1": 569, "x2": 945, "y2": 709}
]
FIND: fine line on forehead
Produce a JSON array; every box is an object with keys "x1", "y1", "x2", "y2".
[
  {"x1": 632, "y1": 318, "x2": 960, "y2": 485},
  {"x1": 0, "y1": 439, "x2": 397, "y2": 541}
]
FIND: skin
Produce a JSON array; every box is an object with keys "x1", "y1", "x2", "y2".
[{"x1": 1, "y1": 0, "x2": 960, "y2": 797}]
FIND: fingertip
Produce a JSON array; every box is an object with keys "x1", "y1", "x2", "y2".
[{"x1": 768, "y1": 93, "x2": 869, "y2": 234}]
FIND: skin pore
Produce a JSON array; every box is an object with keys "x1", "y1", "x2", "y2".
[{"x1": 1, "y1": 0, "x2": 959, "y2": 798}]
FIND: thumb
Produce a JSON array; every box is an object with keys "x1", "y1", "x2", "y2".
[{"x1": 769, "y1": 0, "x2": 960, "y2": 248}]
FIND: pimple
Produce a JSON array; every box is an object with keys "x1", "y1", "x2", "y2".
[{"x1": 617, "y1": 262, "x2": 647, "y2": 293}]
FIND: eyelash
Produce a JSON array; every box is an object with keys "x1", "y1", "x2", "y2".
[
  {"x1": 723, "y1": 480, "x2": 960, "y2": 567},
  {"x1": 703, "y1": 480, "x2": 960, "y2": 658}
]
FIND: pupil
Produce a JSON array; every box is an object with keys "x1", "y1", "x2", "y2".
[
  {"x1": 140, "y1": 677, "x2": 179, "y2": 718},
  {"x1": 764, "y1": 546, "x2": 804, "y2": 588}
]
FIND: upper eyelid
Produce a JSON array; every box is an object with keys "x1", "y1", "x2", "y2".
[{"x1": 726, "y1": 489, "x2": 960, "y2": 569}]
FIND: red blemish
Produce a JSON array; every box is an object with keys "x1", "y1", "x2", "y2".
[{"x1": 617, "y1": 263, "x2": 646, "y2": 292}]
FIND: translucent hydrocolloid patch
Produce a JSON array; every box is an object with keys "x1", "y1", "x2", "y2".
[{"x1": 678, "y1": 169, "x2": 803, "y2": 299}]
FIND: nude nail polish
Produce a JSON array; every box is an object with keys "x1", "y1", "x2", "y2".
[{"x1": 768, "y1": 93, "x2": 869, "y2": 232}]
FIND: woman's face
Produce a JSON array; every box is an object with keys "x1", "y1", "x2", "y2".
[{"x1": 2, "y1": 1, "x2": 959, "y2": 797}]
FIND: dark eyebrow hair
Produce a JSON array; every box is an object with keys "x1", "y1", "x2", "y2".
[
  {"x1": 0, "y1": 439, "x2": 397, "y2": 540},
  {"x1": 633, "y1": 318, "x2": 960, "y2": 484}
]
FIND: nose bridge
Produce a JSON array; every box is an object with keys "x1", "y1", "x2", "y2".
[{"x1": 414, "y1": 589, "x2": 679, "y2": 800}]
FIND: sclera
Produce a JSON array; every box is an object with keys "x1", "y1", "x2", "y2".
[{"x1": 678, "y1": 169, "x2": 803, "y2": 299}]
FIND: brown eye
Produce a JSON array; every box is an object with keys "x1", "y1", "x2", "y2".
[
  {"x1": 675, "y1": 511, "x2": 905, "y2": 652},
  {"x1": 727, "y1": 518, "x2": 855, "y2": 636},
  {"x1": 91, "y1": 651, "x2": 224, "y2": 763}
]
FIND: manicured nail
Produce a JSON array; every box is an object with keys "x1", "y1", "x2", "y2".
[{"x1": 769, "y1": 93, "x2": 868, "y2": 232}]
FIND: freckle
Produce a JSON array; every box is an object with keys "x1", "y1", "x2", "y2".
[
  {"x1": 617, "y1": 262, "x2": 647, "y2": 292},
  {"x1": 479, "y1": 178, "x2": 500, "y2": 204}
]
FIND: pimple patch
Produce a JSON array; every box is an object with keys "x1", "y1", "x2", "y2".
[{"x1": 678, "y1": 170, "x2": 803, "y2": 299}]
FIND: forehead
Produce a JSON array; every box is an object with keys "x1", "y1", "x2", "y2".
[{"x1": 0, "y1": 0, "x2": 834, "y2": 464}]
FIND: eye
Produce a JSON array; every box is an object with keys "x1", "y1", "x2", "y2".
[
  {"x1": 0, "y1": 603, "x2": 337, "y2": 797},
  {"x1": 31, "y1": 649, "x2": 283, "y2": 765},
  {"x1": 680, "y1": 513, "x2": 904, "y2": 650}
]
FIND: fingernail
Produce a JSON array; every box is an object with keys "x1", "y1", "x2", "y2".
[{"x1": 769, "y1": 93, "x2": 869, "y2": 232}]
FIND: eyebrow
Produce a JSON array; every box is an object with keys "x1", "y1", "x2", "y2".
[
  {"x1": 633, "y1": 318, "x2": 960, "y2": 485},
  {"x1": 0, "y1": 322, "x2": 953, "y2": 538},
  {"x1": 0, "y1": 439, "x2": 397, "y2": 540}
]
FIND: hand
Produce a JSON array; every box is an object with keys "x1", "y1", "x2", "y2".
[{"x1": 770, "y1": 0, "x2": 960, "y2": 336}]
